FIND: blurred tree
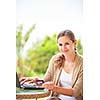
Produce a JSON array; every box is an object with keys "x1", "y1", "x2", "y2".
[
  {"x1": 77, "y1": 39, "x2": 83, "y2": 55},
  {"x1": 24, "y1": 34, "x2": 58, "y2": 76},
  {"x1": 16, "y1": 24, "x2": 36, "y2": 76},
  {"x1": 24, "y1": 34, "x2": 83, "y2": 76}
]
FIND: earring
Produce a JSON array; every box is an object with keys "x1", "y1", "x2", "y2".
[
  {"x1": 74, "y1": 46, "x2": 76, "y2": 50},
  {"x1": 74, "y1": 46, "x2": 77, "y2": 53}
]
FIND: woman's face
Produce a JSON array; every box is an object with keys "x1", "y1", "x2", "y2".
[{"x1": 57, "y1": 35, "x2": 76, "y2": 56}]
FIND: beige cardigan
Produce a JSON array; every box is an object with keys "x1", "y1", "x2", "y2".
[{"x1": 44, "y1": 53, "x2": 83, "y2": 100}]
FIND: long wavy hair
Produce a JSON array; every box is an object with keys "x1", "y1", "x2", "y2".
[{"x1": 53, "y1": 53, "x2": 65, "y2": 69}]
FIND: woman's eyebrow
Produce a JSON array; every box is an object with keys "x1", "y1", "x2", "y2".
[{"x1": 65, "y1": 42, "x2": 69, "y2": 44}]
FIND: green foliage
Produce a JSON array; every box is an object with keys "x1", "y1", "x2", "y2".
[
  {"x1": 16, "y1": 24, "x2": 83, "y2": 77},
  {"x1": 16, "y1": 24, "x2": 36, "y2": 76},
  {"x1": 24, "y1": 34, "x2": 59, "y2": 76},
  {"x1": 16, "y1": 25, "x2": 23, "y2": 58},
  {"x1": 77, "y1": 39, "x2": 83, "y2": 55},
  {"x1": 23, "y1": 34, "x2": 83, "y2": 76}
]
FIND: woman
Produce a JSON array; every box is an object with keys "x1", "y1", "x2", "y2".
[{"x1": 20, "y1": 30, "x2": 83, "y2": 100}]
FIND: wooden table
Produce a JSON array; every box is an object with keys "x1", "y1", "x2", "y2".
[{"x1": 16, "y1": 87, "x2": 50, "y2": 99}]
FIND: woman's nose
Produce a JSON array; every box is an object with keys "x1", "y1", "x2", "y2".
[{"x1": 62, "y1": 45, "x2": 67, "y2": 50}]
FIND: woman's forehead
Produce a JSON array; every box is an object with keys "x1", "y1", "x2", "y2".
[{"x1": 57, "y1": 35, "x2": 72, "y2": 43}]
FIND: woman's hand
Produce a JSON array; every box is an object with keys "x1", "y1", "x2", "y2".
[
  {"x1": 19, "y1": 77, "x2": 39, "y2": 85},
  {"x1": 42, "y1": 82, "x2": 55, "y2": 90}
]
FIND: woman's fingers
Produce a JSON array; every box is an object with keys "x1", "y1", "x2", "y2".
[
  {"x1": 19, "y1": 77, "x2": 26, "y2": 82},
  {"x1": 19, "y1": 77, "x2": 31, "y2": 84},
  {"x1": 19, "y1": 77, "x2": 39, "y2": 85},
  {"x1": 42, "y1": 82, "x2": 54, "y2": 90},
  {"x1": 20, "y1": 78, "x2": 29, "y2": 84}
]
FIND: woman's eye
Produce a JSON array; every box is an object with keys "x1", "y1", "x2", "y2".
[{"x1": 59, "y1": 44, "x2": 62, "y2": 46}]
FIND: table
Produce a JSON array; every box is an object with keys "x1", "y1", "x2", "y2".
[{"x1": 16, "y1": 87, "x2": 50, "y2": 99}]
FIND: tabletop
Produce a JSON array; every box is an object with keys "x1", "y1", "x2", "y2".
[{"x1": 16, "y1": 87, "x2": 50, "y2": 99}]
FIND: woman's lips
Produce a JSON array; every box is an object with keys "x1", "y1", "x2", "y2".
[{"x1": 63, "y1": 49, "x2": 69, "y2": 52}]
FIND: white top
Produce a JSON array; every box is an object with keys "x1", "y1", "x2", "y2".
[{"x1": 58, "y1": 69, "x2": 76, "y2": 100}]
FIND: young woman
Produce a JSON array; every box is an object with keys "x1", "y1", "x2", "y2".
[{"x1": 20, "y1": 30, "x2": 83, "y2": 100}]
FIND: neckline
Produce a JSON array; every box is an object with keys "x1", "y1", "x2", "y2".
[
  {"x1": 62, "y1": 69, "x2": 73, "y2": 76},
  {"x1": 64, "y1": 53, "x2": 77, "y2": 63}
]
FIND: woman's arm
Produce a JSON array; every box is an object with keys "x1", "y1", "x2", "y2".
[
  {"x1": 42, "y1": 82, "x2": 73, "y2": 96},
  {"x1": 53, "y1": 85, "x2": 73, "y2": 96},
  {"x1": 44, "y1": 53, "x2": 64, "y2": 82},
  {"x1": 43, "y1": 56, "x2": 55, "y2": 82}
]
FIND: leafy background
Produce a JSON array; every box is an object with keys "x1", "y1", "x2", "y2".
[{"x1": 16, "y1": 24, "x2": 83, "y2": 77}]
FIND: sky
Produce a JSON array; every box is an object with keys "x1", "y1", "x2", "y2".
[{"x1": 16, "y1": 0, "x2": 83, "y2": 57}]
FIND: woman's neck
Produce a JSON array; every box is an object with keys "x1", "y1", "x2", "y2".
[{"x1": 64, "y1": 52, "x2": 76, "y2": 62}]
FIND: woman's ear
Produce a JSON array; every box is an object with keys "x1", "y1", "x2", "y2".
[
  {"x1": 74, "y1": 40, "x2": 77, "y2": 45},
  {"x1": 74, "y1": 40, "x2": 77, "y2": 51}
]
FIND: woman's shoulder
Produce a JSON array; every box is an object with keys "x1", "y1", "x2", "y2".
[
  {"x1": 77, "y1": 53, "x2": 83, "y2": 61},
  {"x1": 76, "y1": 53, "x2": 83, "y2": 68}
]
